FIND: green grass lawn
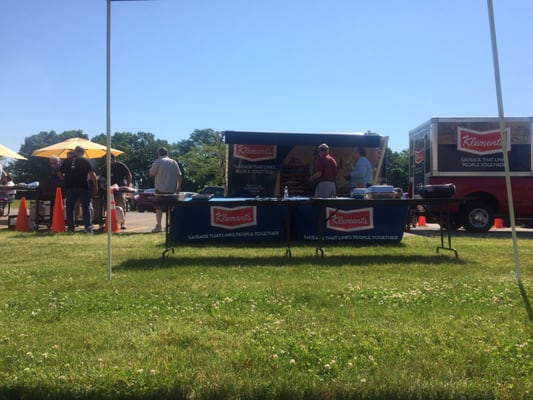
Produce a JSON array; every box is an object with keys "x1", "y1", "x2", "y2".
[{"x1": 0, "y1": 230, "x2": 532, "y2": 399}]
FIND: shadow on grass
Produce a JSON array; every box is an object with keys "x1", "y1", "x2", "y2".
[
  {"x1": 0, "y1": 384, "x2": 496, "y2": 400},
  {"x1": 407, "y1": 228, "x2": 533, "y2": 240},
  {"x1": 0, "y1": 386, "x2": 189, "y2": 400},
  {"x1": 115, "y1": 242, "x2": 466, "y2": 271},
  {"x1": 518, "y1": 281, "x2": 533, "y2": 324}
]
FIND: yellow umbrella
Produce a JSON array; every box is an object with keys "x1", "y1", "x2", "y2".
[
  {"x1": 32, "y1": 137, "x2": 123, "y2": 159},
  {"x1": 0, "y1": 144, "x2": 27, "y2": 160}
]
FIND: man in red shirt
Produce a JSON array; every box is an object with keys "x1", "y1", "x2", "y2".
[{"x1": 309, "y1": 143, "x2": 338, "y2": 197}]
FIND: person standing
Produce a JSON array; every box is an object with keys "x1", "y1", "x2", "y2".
[
  {"x1": 0, "y1": 166, "x2": 10, "y2": 185},
  {"x1": 149, "y1": 147, "x2": 182, "y2": 233},
  {"x1": 49, "y1": 156, "x2": 62, "y2": 181},
  {"x1": 348, "y1": 147, "x2": 373, "y2": 189},
  {"x1": 59, "y1": 146, "x2": 97, "y2": 233},
  {"x1": 309, "y1": 143, "x2": 338, "y2": 197},
  {"x1": 102, "y1": 154, "x2": 132, "y2": 229},
  {"x1": 0, "y1": 167, "x2": 15, "y2": 206}
]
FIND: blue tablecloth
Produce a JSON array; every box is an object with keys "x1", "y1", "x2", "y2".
[
  {"x1": 292, "y1": 203, "x2": 408, "y2": 243},
  {"x1": 169, "y1": 197, "x2": 409, "y2": 244},
  {"x1": 170, "y1": 198, "x2": 288, "y2": 243}
]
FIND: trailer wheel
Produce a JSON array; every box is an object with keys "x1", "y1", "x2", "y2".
[{"x1": 462, "y1": 201, "x2": 494, "y2": 233}]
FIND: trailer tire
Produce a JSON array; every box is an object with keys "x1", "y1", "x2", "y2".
[{"x1": 462, "y1": 201, "x2": 494, "y2": 233}]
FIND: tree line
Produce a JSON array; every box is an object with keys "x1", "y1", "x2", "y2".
[
  {"x1": 9, "y1": 129, "x2": 225, "y2": 192},
  {"x1": 7, "y1": 129, "x2": 408, "y2": 192}
]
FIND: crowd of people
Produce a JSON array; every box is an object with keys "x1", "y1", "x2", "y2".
[
  {"x1": 55, "y1": 142, "x2": 368, "y2": 233},
  {"x1": 4, "y1": 142, "x2": 373, "y2": 232},
  {"x1": 34, "y1": 145, "x2": 181, "y2": 234}
]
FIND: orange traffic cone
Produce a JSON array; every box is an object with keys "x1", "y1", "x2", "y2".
[
  {"x1": 104, "y1": 188, "x2": 120, "y2": 233},
  {"x1": 418, "y1": 215, "x2": 427, "y2": 227},
  {"x1": 51, "y1": 187, "x2": 65, "y2": 233},
  {"x1": 493, "y1": 218, "x2": 503, "y2": 229},
  {"x1": 15, "y1": 197, "x2": 31, "y2": 232}
]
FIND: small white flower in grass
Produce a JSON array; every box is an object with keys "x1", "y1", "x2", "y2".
[
  {"x1": 136, "y1": 369, "x2": 144, "y2": 374},
  {"x1": 360, "y1": 378, "x2": 367, "y2": 383},
  {"x1": 150, "y1": 369, "x2": 156, "y2": 375},
  {"x1": 324, "y1": 364, "x2": 331, "y2": 370},
  {"x1": 347, "y1": 362, "x2": 353, "y2": 368},
  {"x1": 289, "y1": 359, "x2": 296, "y2": 365}
]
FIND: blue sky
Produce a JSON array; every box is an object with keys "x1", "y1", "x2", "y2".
[{"x1": 1, "y1": 0, "x2": 532, "y2": 156}]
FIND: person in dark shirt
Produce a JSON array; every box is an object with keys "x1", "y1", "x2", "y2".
[
  {"x1": 309, "y1": 143, "x2": 338, "y2": 197},
  {"x1": 59, "y1": 146, "x2": 97, "y2": 233}
]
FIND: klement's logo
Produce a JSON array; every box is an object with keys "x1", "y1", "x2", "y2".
[
  {"x1": 414, "y1": 149, "x2": 424, "y2": 165},
  {"x1": 233, "y1": 144, "x2": 277, "y2": 162},
  {"x1": 210, "y1": 206, "x2": 257, "y2": 230},
  {"x1": 326, "y1": 207, "x2": 374, "y2": 232},
  {"x1": 457, "y1": 127, "x2": 511, "y2": 156}
]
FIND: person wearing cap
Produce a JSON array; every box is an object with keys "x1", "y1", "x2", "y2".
[
  {"x1": 149, "y1": 147, "x2": 182, "y2": 233},
  {"x1": 347, "y1": 147, "x2": 373, "y2": 189},
  {"x1": 309, "y1": 143, "x2": 338, "y2": 197},
  {"x1": 59, "y1": 145, "x2": 97, "y2": 233}
]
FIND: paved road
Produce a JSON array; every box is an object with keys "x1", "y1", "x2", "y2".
[
  {"x1": 119, "y1": 210, "x2": 159, "y2": 233},
  {"x1": 0, "y1": 206, "x2": 161, "y2": 234}
]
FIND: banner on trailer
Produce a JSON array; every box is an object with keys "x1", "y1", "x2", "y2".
[{"x1": 437, "y1": 120, "x2": 531, "y2": 173}]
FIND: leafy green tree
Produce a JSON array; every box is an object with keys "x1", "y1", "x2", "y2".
[
  {"x1": 92, "y1": 131, "x2": 170, "y2": 188},
  {"x1": 7, "y1": 128, "x2": 227, "y2": 191},
  {"x1": 386, "y1": 148, "x2": 409, "y2": 191},
  {"x1": 9, "y1": 130, "x2": 87, "y2": 183},
  {"x1": 176, "y1": 129, "x2": 226, "y2": 191}
]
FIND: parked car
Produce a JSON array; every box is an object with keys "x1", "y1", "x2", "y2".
[
  {"x1": 135, "y1": 188, "x2": 156, "y2": 213},
  {"x1": 198, "y1": 186, "x2": 225, "y2": 197}
]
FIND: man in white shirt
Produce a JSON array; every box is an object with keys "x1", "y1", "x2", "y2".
[{"x1": 149, "y1": 147, "x2": 182, "y2": 233}]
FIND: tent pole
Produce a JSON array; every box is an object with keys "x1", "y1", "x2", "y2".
[
  {"x1": 486, "y1": 0, "x2": 521, "y2": 283},
  {"x1": 106, "y1": 0, "x2": 113, "y2": 280}
]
